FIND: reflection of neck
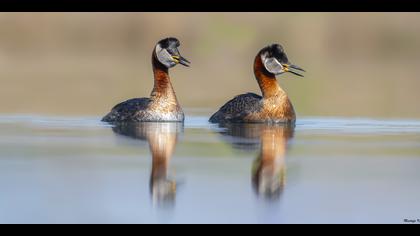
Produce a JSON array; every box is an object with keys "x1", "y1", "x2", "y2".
[
  {"x1": 260, "y1": 127, "x2": 287, "y2": 170},
  {"x1": 252, "y1": 126, "x2": 292, "y2": 198},
  {"x1": 148, "y1": 130, "x2": 177, "y2": 181},
  {"x1": 151, "y1": 54, "x2": 178, "y2": 104},
  {"x1": 254, "y1": 55, "x2": 285, "y2": 99}
]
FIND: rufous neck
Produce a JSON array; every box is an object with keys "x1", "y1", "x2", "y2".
[
  {"x1": 151, "y1": 55, "x2": 178, "y2": 103},
  {"x1": 254, "y1": 55, "x2": 285, "y2": 99}
]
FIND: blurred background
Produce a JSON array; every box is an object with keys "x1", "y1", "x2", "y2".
[{"x1": 0, "y1": 12, "x2": 419, "y2": 119}]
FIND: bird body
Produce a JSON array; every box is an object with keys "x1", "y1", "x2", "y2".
[
  {"x1": 210, "y1": 45, "x2": 303, "y2": 124},
  {"x1": 102, "y1": 97, "x2": 184, "y2": 123},
  {"x1": 102, "y1": 37, "x2": 189, "y2": 123}
]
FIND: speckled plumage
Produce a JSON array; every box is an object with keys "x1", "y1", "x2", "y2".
[
  {"x1": 209, "y1": 93, "x2": 263, "y2": 123},
  {"x1": 102, "y1": 37, "x2": 188, "y2": 123},
  {"x1": 101, "y1": 97, "x2": 184, "y2": 123},
  {"x1": 209, "y1": 44, "x2": 302, "y2": 124}
]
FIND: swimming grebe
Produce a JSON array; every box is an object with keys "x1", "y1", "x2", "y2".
[
  {"x1": 209, "y1": 44, "x2": 305, "y2": 124},
  {"x1": 102, "y1": 37, "x2": 190, "y2": 123}
]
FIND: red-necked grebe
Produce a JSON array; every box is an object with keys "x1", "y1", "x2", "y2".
[
  {"x1": 102, "y1": 37, "x2": 190, "y2": 123},
  {"x1": 209, "y1": 44, "x2": 305, "y2": 124}
]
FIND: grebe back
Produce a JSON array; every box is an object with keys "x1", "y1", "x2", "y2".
[
  {"x1": 209, "y1": 44, "x2": 304, "y2": 124},
  {"x1": 102, "y1": 37, "x2": 190, "y2": 123}
]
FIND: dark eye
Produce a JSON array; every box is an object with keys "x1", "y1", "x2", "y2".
[
  {"x1": 168, "y1": 48, "x2": 179, "y2": 56},
  {"x1": 275, "y1": 52, "x2": 288, "y2": 64},
  {"x1": 166, "y1": 48, "x2": 174, "y2": 55}
]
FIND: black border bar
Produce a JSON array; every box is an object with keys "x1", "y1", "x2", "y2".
[{"x1": 1, "y1": 0, "x2": 420, "y2": 12}]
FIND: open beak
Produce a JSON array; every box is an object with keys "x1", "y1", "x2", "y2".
[
  {"x1": 283, "y1": 63, "x2": 305, "y2": 77},
  {"x1": 179, "y1": 56, "x2": 190, "y2": 67},
  {"x1": 172, "y1": 55, "x2": 191, "y2": 67}
]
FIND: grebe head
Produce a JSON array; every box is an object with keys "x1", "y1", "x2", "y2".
[
  {"x1": 155, "y1": 37, "x2": 190, "y2": 68},
  {"x1": 260, "y1": 44, "x2": 305, "y2": 77}
]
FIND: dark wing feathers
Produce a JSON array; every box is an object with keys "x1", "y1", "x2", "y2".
[
  {"x1": 102, "y1": 98, "x2": 151, "y2": 122},
  {"x1": 209, "y1": 93, "x2": 262, "y2": 123}
]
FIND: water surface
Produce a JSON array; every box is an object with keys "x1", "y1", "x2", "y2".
[{"x1": 0, "y1": 115, "x2": 419, "y2": 224}]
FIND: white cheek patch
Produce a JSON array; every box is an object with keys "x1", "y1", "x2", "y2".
[
  {"x1": 155, "y1": 44, "x2": 175, "y2": 67},
  {"x1": 262, "y1": 55, "x2": 284, "y2": 75}
]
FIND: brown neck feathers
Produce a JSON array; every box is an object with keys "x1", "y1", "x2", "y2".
[
  {"x1": 151, "y1": 54, "x2": 178, "y2": 103},
  {"x1": 254, "y1": 55, "x2": 285, "y2": 99}
]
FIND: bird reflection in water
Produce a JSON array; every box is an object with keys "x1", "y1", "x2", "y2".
[
  {"x1": 112, "y1": 122, "x2": 183, "y2": 208},
  {"x1": 217, "y1": 123, "x2": 295, "y2": 201}
]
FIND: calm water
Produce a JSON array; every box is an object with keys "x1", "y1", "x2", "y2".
[{"x1": 0, "y1": 114, "x2": 419, "y2": 224}]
